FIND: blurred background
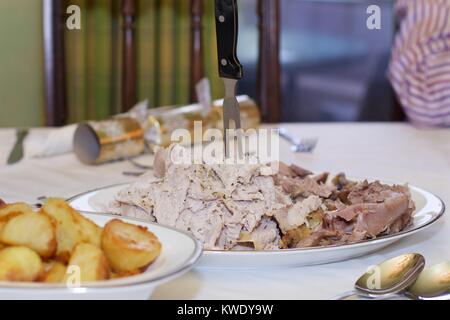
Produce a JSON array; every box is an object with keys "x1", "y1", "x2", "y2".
[
  {"x1": 0, "y1": 0, "x2": 400, "y2": 128},
  {"x1": 239, "y1": 0, "x2": 397, "y2": 123}
]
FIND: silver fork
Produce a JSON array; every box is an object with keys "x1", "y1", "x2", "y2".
[
  {"x1": 128, "y1": 158, "x2": 153, "y2": 170},
  {"x1": 277, "y1": 128, "x2": 318, "y2": 153}
]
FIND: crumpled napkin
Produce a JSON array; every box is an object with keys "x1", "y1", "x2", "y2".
[{"x1": 23, "y1": 124, "x2": 77, "y2": 159}]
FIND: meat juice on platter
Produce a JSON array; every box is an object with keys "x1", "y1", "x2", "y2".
[{"x1": 110, "y1": 144, "x2": 415, "y2": 251}]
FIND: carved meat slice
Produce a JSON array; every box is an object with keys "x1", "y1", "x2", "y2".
[
  {"x1": 295, "y1": 230, "x2": 340, "y2": 248},
  {"x1": 281, "y1": 176, "x2": 334, "y2": 199},
  {"x1": 111, "y1": 146, "x2": 416, "y2": 250},
  {"x1": 237, "y1": 218, "x2": 281, "y2": 250},
  {"x1": 274, "y1": 195, "x2": 323, "y2": 233},
  {"x1": 176, "y1": 199, "x2": 225, "y2": 250},
  {"x1": 111, "y1": 144, "x2": 290, "y2": 250},
  {"x1": 330, "y1": 184, "x2": 414, "y2": 239}
]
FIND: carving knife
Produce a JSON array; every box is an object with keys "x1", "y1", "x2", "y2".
[{"x1": 215, "y1": 0, "x2": 243, "y2": 158}]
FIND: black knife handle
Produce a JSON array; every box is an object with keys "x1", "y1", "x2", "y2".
[{"x1": 215, "y1": 0, "x2": 243, "y2": 80}]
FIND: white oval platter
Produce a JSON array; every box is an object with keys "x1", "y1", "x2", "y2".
[{"x1": 68, "y1": 182, "x2": 445, "y2": 269}]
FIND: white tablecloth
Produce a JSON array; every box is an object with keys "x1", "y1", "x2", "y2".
[{"x1": 0, "y1": 123, "x2": 449, "y2": 300}]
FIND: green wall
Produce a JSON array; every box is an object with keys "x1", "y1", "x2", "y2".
[{"x1": 0, "y1": 0, "x2": 44, "y2": 128}]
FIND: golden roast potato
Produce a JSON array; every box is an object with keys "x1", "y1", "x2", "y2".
[
  {"x1": 41, "y1": 199, "x2": 102, "y2": 262},
  {"x1": 110, "y1": 272, "x2": 124, "y2": 279},
  {"x1": 64, "y1": 243, "x2": 110, "y2": 283},
  {"x1": 101, "y1": 219, "x2": 162, "y2": 274},
  {"x1": 0, "y1": 246, "x2": 43, "y2": 282},
  {"x1": 38, "y1": 261, "x2": 67, "y2": 283},
  {"x1": 0, "y1": 221, "x2": 6, "y2": 236},
  {"x1": 0, "y1": 199, "x2": 163, "y2": 284},
  {"x1": 76, "y1": 212, "x2": 102, "y2": 247},
  {"x1": 0, "y1": 203, "x2": 32, "y2": 221},
  {"x1": 0, "y1": 212, "x2": 57, "y2": 258}
]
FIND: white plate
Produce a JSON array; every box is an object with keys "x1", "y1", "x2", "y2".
[
  {"x1": 0, "y1": 213, "x2": 202, "y2": 300},
  {"x1": 68, "y1": 182, "x2": 445, "y2": 269}
]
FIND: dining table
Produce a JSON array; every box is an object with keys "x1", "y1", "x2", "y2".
[{"x1": 0, "y1": 122, "x2": 449, "y2": 300}]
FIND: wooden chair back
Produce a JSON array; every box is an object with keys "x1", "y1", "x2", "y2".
[{"x1": 43, "y1": 0, "x2": 282, "y2": 126}]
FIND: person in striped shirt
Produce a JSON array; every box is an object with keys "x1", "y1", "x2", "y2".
[{"x1": 389, "y1": 0, "x2": 450, "y2": 127}]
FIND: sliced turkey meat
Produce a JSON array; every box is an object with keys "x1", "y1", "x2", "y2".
[
  {"x1": 111, "y1": 144, "x2": 290, "y2": 250},
  {"x1": 332, "y1": 192, "x2": 410, "y2": 237},
  {"x1": 110, "y1": 144, "x2": 416, "y2": 250},
  {"x1": 281, "y1": 176, "x2": 334, "y2": 199}
]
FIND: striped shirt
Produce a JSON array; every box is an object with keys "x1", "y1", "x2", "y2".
[{"x1": 389, "y1": 0, "x2": 450, "y2": 127}]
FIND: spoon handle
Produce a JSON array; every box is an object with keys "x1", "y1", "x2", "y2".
[
  {"x1": 331, "y1": 290, "x2": 368, "y2": 300},
  {"x1": 332, "y1": 291, "x2": 410, "y2": 300}
]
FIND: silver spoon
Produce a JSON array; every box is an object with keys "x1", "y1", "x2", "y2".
[
  {"x1": 405, "y1": 262, "x2": 450, "y2": 300},
  {"x1": 337, "y1": 261, "x2": 450, "y2": 301},
  {"x1": 334, "y1": 253, "x2": 425, "y2": 300}
]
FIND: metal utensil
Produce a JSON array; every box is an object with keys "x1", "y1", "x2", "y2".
[
  {"x1": 122, "y1": 171, "x2": 146, "y2": 177},
  {"x1": 334, "y1": 253, "x2": 426, "y2": 300},
  {"x1": 337, "y1": 260, "x2": 450, "y2": 301},
  {"x1": 7, "y1": 129, "x2": 29, "y2": 165},
  {"x1": 122, "y1": 158, "x2": 153, "y2": 177},
  {"x1": 277, "y1": 128, "x2": 318, "y2": 153},
  {"x1": 406, "y1": 262, "x2": 450, "y2": 300},
  {"x1": 128, "y1": 158, "x2": 153, "y2": 171},
  {"x1": 215, "y1": 0, "x2": 243, "y2": 158}
]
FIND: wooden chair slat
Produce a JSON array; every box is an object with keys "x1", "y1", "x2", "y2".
[
  {"x1": 43, "y1": 0, "x2": 282, "y2": 124},
  {"x1": 43, "y1": 0, "x2": 67, "y2": 126},
  {"x1": 121, "y1": 0, "x2": 137, "y2": 112},
  {"x1": 189, "y1": 0, "x2": 205, "y2": 102},
  {"x1": 257, "y1": 0, "x2": 282, "y2": 123}
]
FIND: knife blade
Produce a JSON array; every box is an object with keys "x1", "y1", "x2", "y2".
[
  {"x1": 215, "y1": 0, "x2": 243, "y2": 158},
  {"x1": 7, "y1": 129, "x2": 28, "y2": 165}
]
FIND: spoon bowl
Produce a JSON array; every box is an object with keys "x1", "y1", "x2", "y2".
[
  {"x1": 335, "y1": 255, "x2": 450, "y2": 300},
  {"x1": 333, "y1": 253, "x2": 425, "y2": 300},
  {"x1": 407, "y1": 262, "x2": 450, "y2": 300},
  {"x1": 355, "y1": 253, "x2": 426, "y2": 296}
]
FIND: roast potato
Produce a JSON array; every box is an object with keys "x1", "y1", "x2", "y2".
[
  {"x1": 0, "y1": 212, "x2": 57, "y2": 258},
  {"x1": 101, "y1": 219, "x2": 161, "y2": 274},
  {"x1": 0, "y1": 203, "x2": 32, "y2": 221},
  {"x1": 64, "y1": 243, "x2": 110, "y2": 283},
  {"x1": 0, "y1": 221, "x2": 6, "y2": 236},
  {"x1": 76, "y1": 211, "x2": 102, "y2": 247},
  {"x1": 0, "y1": 246, "x2": 43, "y2": 282},
  {"x1": 0, "y1": 221, "x2": 4, "y2": 250},
  {"x1": 41, "y1": 199, "x2": 102, "y2": 262},
  {"x1": 38, "y1": 261, "x2": 67, "y2": 283},
  {"x1": 110, "y1": 272, "x2": 124, "y2": 279}
]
